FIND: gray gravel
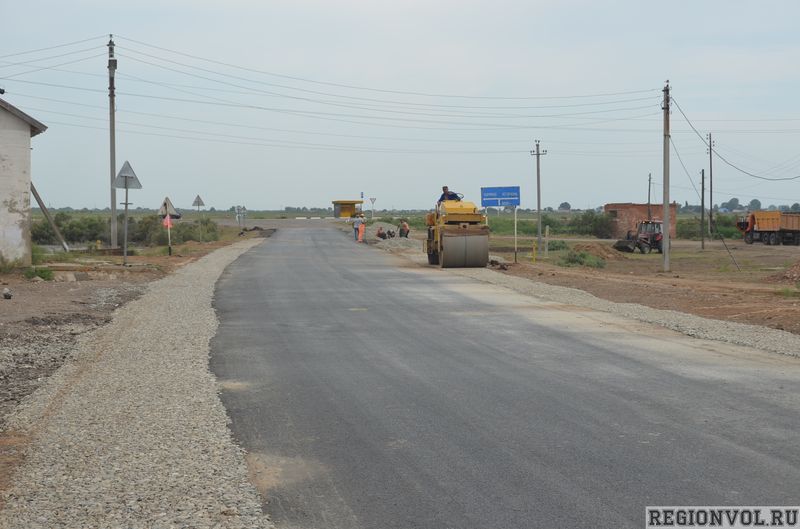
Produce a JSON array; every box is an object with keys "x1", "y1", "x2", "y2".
[
  {"x1": 0, "y1": 239, "x2": 273, "y2": 529},
  {"x1": 401, "y1": 252, "x2": 800, "y2": 357}
]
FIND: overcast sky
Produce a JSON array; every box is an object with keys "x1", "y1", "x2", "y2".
[{"x1": 2, "y1": 0, "x2": 799, "y2": 211}]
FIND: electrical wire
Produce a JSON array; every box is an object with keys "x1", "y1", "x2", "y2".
[
  {"x1": 0, "y1": 52, "x2": 106, "y2": 80},
  {"x1": 0, "y1": 35, "x2": 107, "y2": 59},
  {"x1": 669, "y1": 137, "x2": 702, "y2": 201},
  {"x1": 116, "y1": 35, "x2": 659, "y2": 101},
  {"x1": 3, "y1": 77, "x2": 662, "y2": 132},
  {"x1": 116, "y1": 50, "x2": 661, "y2": 120},
  {"x1": 39, "y1": 119, "x2": 532, "y2": 154},
  {"x1": 13, "y1": 95, "x2": 666, "y2": 147},
  {"x1": 671, "y1": 96, "x2": 800, "y2": 181},
  {"x1": 0, "y1": 46, "x2": 106, "y2": 69}
]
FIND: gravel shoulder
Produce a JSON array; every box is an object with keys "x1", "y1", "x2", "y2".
[{"x1": 0, "y1": 238, "x2": 273, "y2": 529}]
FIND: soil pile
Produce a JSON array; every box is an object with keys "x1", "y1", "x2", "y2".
[
  {"x1": 771, "y1": 260, "x2": 800, "y2": 283},
  {"x1": 572, "y1": 243, "x2": 625, "y2": 261}
]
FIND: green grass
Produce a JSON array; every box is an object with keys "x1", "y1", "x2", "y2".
[
  {"x1": 558, "y1": 250, "x2": 606, "y2": 269},
  {"x1": 23, "y1": 267, "x2": 54, "y2": 281}
]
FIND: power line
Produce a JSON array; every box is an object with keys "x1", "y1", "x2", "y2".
[
  {"x1": 0, "y1": 35, "x2": 107, "y2": 59},
  {"x1": 669, "y1": 137, "x2": 702, "y2": 200},
  {"x1": 118, "y1": 47, "x2": 663, "y2": 112},
  {"x1": 13, "y1": 97, "x2": 668, "y2": 148},
  {"x1": 3, "y1": 77, "x2": 661, "y2": 131},
  {"x1": 116, "y1": 35, "x2": 659, "y2": 101},
  {"x1": 40, "y1": 119, "x2": 535, "y2": 154},
  {"x1": 671, "y1": 96, "x2": 800, "y2": 181},
  {"x1": 116, "y1": 50, "x2": 661, "y2": 120},
  {"x1": 0, "y1": 46, "x2": 106, "y2": 69},
  {"x1": 0, "y1": 52, "x2": 106, "y2": 80}
]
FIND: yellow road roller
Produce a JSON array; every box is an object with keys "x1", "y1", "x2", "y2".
[{"x1": 424, "y1": 199, "x2": 489, "y2": 267}]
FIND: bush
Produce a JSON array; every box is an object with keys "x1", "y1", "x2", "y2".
[
  {"x1": 547, "y1": 240, "x2": 569, "y2": 251},
  {"x1": 31, "y1": 244, "x2": 46, "y2": 265},
  {"x1": 129, "y1": 216, "x2": 220, "y2": 245},
  {"x1": 31, "y1": 213, "x2": 109, "y2": 245},
  {"x1": 677, "y1": 217, "x2": 703, "y2": 240},
  {"x1": 567, "y1": 211, "x2": 614, "y2": 239},
  {"x1": 558, "y1": 250, "x2": 606, "y2": 268},
  {"x1": 24, "y1": 267, "x2": 54, "y2": 281}
]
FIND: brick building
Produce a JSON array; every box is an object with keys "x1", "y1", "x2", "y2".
[{"x1": 604, "y1": 202, "x2": 677, "y2": 239}]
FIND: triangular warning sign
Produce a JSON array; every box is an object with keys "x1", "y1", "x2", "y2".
[
  {"x1": 158, "y1": 197, "x2": 181, "y2": 219},
  {"x1": 192, "y1": 195, "x2": 205, "y2": 207},
  {"x1": 113, "y1": 161, "x2": 142, "y2": 189}
]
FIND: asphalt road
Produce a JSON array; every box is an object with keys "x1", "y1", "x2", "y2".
[{"x1": 210, "y1": 225, "x2": 800, "y2": 529}]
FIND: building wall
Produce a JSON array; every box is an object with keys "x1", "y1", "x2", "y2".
[
  {"x1": 0, "y1": 111, "x2": 32, "y2": 266},
  {"x1": 604, "y1": 202, "x2": 677, "y2": 239}
]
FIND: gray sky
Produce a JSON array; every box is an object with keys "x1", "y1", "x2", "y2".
[{"x1": 2, "y1": 0, "x2": 799, "y2": 211}]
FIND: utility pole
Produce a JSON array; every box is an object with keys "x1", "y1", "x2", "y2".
[
  {"x1": 700, "y1": 169, "x2": 705, "y2": 250},
  {"x1": 647, "y1": 172, "x2": 652, "y2": 220},
  {"x1": 530, "y1": 140, "x2": 547, "y2": 251},
  {"x1": 662, "y1": 82, "x2": 671, "y2": 272},
  {"x1": 108, "y1": 35, "x2": 118, "y2": 248},
  {"x1": 707, "y1": 132, "x2": 714, "y2": 236}
]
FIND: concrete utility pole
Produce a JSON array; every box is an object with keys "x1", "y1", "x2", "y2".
[
  {"x1": 662, "y1": 82, "x2": 671, "y2": 272},
  {"x1": 647, "y1": 172, "x2": 652, "y2": 220},
  {"x1": 700, "y1": 169, "x2": 705, "y2": 250},
  {"x1": 707, "y1": 132, "x2": 714, "y2": 235},
  {"x1": 108, "y1": 35, "x2": 118, "y2": 248},
  {"x1": 530, "y1": 140, "x2": 547, "y2": 251}
]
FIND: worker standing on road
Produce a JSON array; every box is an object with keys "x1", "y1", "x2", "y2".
[
  {"x1": 357, "y1": 214, "x2": 366, "y2": 243},
  {"x1": 438, "y1": 186, "x2": 461, "y2": 204},
  {"x1": 352, "y1": 214, "x2": 362, "y2": 241}
]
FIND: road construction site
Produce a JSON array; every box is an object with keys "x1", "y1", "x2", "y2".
[{"x1": 1, "y1": 218, "x2": 800, "y2": 528}]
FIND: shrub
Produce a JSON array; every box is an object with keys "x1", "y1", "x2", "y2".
[
  {"x1": 31, "y1": 244, "x2": 46, "y2": 265},
  {"x1": 558, "y1": 250, "x2": 606, "y2": 268},
  {"x1": 567, "y1": 211, "x2": 614, "y2": 239},
  {"x1": 547, "y1": 240, "x2": 569, "y2": 251},
  {"x1": 24, "y1": 267, "x2": 54, "y2": 280}
]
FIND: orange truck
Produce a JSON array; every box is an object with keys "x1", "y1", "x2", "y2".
[{"x1": 736, "y1": 211, "x2": 800, "y2": 245}]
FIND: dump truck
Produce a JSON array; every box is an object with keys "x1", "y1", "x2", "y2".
[
  {"x1": 424, "y1": 198, "x2": 489, "y2": 267},
  {"x1": 737, "y1": 211, "x2": 800, "y2": 245},
  {"x1": 613, "y1": 220, "x2": 664, "y2": 254}
]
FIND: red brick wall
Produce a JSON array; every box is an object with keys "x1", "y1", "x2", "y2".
[{"x1": 603, "y1": 203, "x2": 677, "y2": 239}]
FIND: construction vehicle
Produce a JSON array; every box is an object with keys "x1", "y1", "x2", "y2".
[
  {"x1": 424, "y1": 198, "x2": 489, "y2": 267},
  {"x1": 737, "y1": 211, "x2": 800, "y2": 245},
  {"x1": 613, "y1": 220, "x2": 664, "y2": 254}
]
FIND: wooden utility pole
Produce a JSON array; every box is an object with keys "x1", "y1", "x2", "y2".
[
  {"x1": 108, "y1": 35, "x2": 118, "y2": 248},
  {"x1": 662, "y1": 82, "x2": 671, "y2": 272},
  {"x1": 530, "y1": 140, "x2": 547, "y2": 251},
  {"x1": 700, "y1": 169, "x2": 705, "y2": 249}
]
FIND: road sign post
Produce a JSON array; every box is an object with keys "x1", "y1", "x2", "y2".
[
  {"x1": 369, "y1": 197, "x2": 376, "y2": 220},
  {"x1": 158, "y1": 197, "x2": 181, "y2": 256},
  {"x1": 113, "y1": 161, "x2": 142, "y2": 266},
  {"x1": 481, "y1": 186, "x2": 521, "y2": 264}
]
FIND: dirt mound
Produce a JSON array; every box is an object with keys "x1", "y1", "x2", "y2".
[
  {"x1": 572, "y1": 243, "x2": 625, "y2": 261},
  {"x1": 770, "y1": 260, "x2": 800, "y2": 283}
]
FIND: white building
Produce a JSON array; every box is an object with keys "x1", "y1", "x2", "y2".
[{"x1": 0, "y1": 98, "x2": 47, "y2": 267}]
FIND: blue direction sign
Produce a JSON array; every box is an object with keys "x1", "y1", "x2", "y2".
[{"x1": 481, "y1": 186, "x2": 520, "y2": 207}]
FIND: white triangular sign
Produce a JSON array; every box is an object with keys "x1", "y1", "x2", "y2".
[
  {"x1": 158, "y1": 197, "x2": 181, "y2": 219},
  {"x1": 113, "y1": 161, "x2": 142, "y2": 189}
]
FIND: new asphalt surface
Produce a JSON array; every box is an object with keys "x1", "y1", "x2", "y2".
[{"x1": 210, "y1": 225, "x2": 800, "y2": 529}]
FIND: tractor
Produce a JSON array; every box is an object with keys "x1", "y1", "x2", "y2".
[{"x1": 613, "y1": 220, "x2": 664, "y2": 254}]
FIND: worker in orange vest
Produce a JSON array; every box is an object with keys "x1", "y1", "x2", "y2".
[{"x1": 357, "y1": 214, "x2": 366, "y2": 243}]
